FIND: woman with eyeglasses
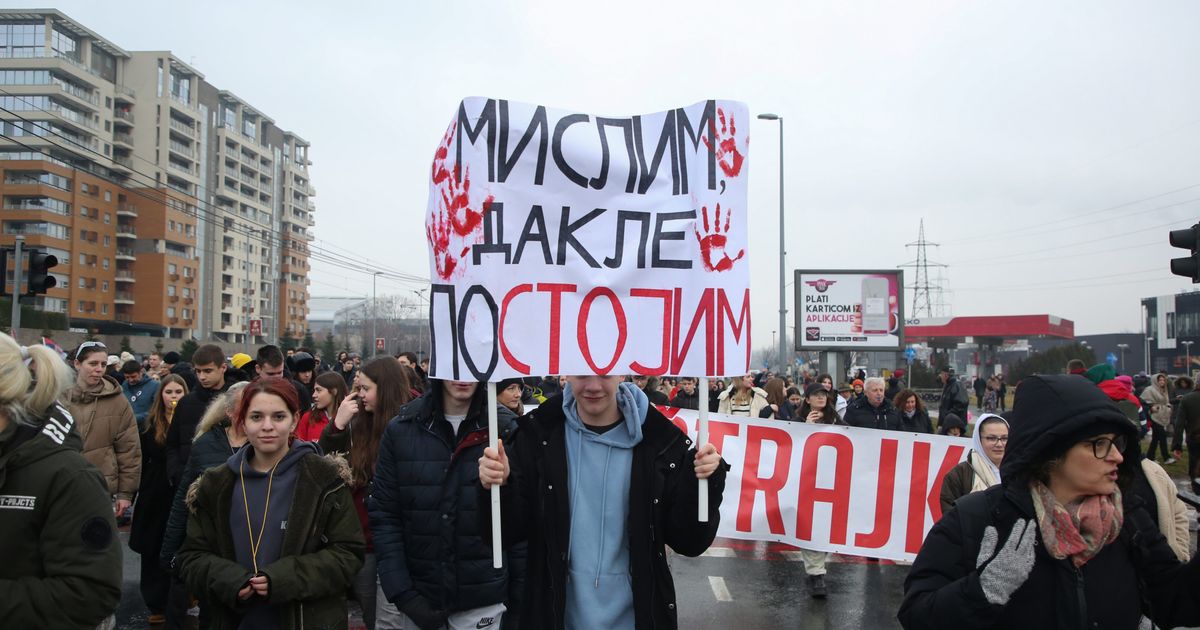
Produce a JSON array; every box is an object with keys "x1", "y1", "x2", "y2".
[
  {"x1": 938, "y1": 413, "x2": 1007, "y2": 515},
  {"x1": 901, "y1": 375, "x2": 1200, "y2": 629}
]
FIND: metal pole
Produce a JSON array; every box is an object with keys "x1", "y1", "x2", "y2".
[
  {"x1": 372, "y1": 272, "x2": 380, "y2": 357},
  {"x1": 486, "y1": 381, "x2": 503, "y2": 567},
  {"x1": 11, "y1": 236, "x2": 24, "y2": 334},
  {"x1": 777, "y1": 119, "x2": 787, "y2": 376}
]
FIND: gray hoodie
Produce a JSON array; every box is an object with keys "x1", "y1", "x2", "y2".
[{"x1": 226, "y1": 439, "x2": 318, "y2": 629}]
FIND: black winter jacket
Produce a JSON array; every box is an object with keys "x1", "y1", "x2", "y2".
[
  {"x1": 482, "y1": 395, "x2": 728, "y2": 629},
  {"x1": 899, "y1": 408, "x2": 933, "y2": 434},
  {"x1": 668, "y1": 390, "x2": 699, "y2": 411},
  {"x1": 938, "y1": 378, "x2": 968, "y2": 422},
  {"x1": 164, "y1": 377, "x2": 243, "y2": 487},
  {"x1": 903, "y1": 374, "x2": 1200, "y2": 629},
  {"x1": 369, "y1": 385, "x2": 522, "y2": 614},
  {"x1": 900, "y1": 483, "x2": 1200, "y2": 629},
  {"x1": 160, "y1": 420, "x2": 241, "y2": 569},
  {"x1": 843, "y1": 397, "x2": 903, "y2": 431}
]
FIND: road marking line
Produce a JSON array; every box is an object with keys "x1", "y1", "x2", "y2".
[
  {"x1": 701, "y1": 547, "x2": 736, "y2": 558},
  {"x1": 708, "y1": 576, "x2": 732, "y2": 602}
]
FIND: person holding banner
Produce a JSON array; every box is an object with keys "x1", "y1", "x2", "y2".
[
  {"x1": 900, "y1": 375, "x2": 1200, "y2": 630},
  {"x1": 794, "y1": 382, "x2": 847, "y2": 598},
  {"x1": 370, "y1": 380, "x2": 521, "y2": 630},
  {"x1": 478, "y1": 376, "x2": 727, "y2": 629}
]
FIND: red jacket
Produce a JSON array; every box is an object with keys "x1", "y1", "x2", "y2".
[{"x1": 296, "y1": 409, "x2": 330, "y2": 442}]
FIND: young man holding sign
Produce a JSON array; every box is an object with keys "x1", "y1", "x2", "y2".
[{"x1": 479, "y1": 375, "x2": 727, "y2": 629}]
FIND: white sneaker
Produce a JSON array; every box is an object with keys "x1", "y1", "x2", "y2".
[{"x1": 1165, "y1": 458, "x2": 1177, "y2": 465}]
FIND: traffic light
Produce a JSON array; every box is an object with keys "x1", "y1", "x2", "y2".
[
  {"x1": 1169, "y1": 224, "x2": 1200, "y2": 283},
  {"x1": 25, "y1": 249, "x2": 58, "y2": 295}
]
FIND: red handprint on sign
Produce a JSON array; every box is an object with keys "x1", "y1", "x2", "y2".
[
  {"x1": 693, "y1": 203, "x2": 745, "y2": 272},
  {"x1": 701, "y1": 108, "x2": 745, "y2": 178},
  {"x1": 430, "y1": 122, "x2": 494, "y2": 237},
  {"x1": 426, "y1": 210, "x2": 471, "y2": 280},
  {"x1": 427, "y1": 122, "x2": 494, "y2": 280}
]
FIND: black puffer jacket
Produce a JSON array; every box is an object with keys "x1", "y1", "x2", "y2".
[
  {"x1": 159, "y1": 420, "x2": 241, "y2": 569},
  {"x1": 164, "y1": 376, "x2": 244, "y2": 487},
  {"x1": 900, "y1": 375, "x2": 1200, "y2": 629},
  {"x1": 938, "y1": 377, "x2": 968, "y2": 422},
  {"x1": 482, "y1": 394, "x2": 728, "y2": 629},
  {"x1": 369, "y1": 382, "x2": 522, "y2": 613},
  {"x1": 843, "y1": 397, "x2": 902, "y2": 431}
]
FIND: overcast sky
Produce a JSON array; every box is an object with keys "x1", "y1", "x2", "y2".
[{"x1": 48, "y1": 0, "x2": 1200, "y2": 339}]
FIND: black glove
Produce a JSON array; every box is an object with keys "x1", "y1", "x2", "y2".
[{"x1": 400, "y1": 594, "x2": 446, "y2": 630}]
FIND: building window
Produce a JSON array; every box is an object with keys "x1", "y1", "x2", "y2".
[
  {"x1": 169, "y1": 70, "x2": 190, "y2": 104},
  {"x1": 242, "y1": 118, "x2": 256, "y2": 139},
  {"x1": 101, "y1": 258, "x2": 109, "y2": 270},
  {"x1": 104, "y1": 213, "x2": 110, "y2": 224},
  {"x1": 167, "y1": 306, "x2": 176, "y2": 318},
  {"x1": 0, "y1": 23, "x2": 46, "y2": 59},
  {"x1": 101, "y1": 281, "x2": 108, "y2": 292},
  {"x1": 78, "y1": 253, "x2": 86, "y2": 265},
  {"x1": 90, "y1": 48, "x2": 116, "y2": 82},
  {"x1": 50, "y1": 27, "x2": 79, "y2": 62},
  {"x1": 169, "y1": 219, "x2": 176, "y2": 232},
  {"x1": 77, "y1": 300, "x2": 84, "y2": 313},
  {"x1": 167, "y1": 285, "x2": 176, "y2": 296},
  {"x1": 78, "y1": 277, "x2": 85, "y2": 288},
  {"x1": 183, "y1": 266, "x2": 193, "y2": 278},
  {"x1": 168, "y1": 263, "x2": 177, "y2": 274},
  {"x1": 104, "y1": 190, "x2": 111, "y2": 202},
  {"x1": 183, "y1": 287, "x2": 191, "y2": 298},
  {"x1": 182, "y1": 308, "x2": 190, "y2": 319},
  {"x1": 101, "y1": 304, "x2": 108, "y2": 315},
  {"x1": 103, "y1": 235, "x2": 109, "y2": 246}
]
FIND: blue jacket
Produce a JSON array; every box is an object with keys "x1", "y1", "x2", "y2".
[
  {"x1": 123, "y1": 378, "x2": 158, "y2": 427},
  {"x1": 370, "y1": 382, "x2": 523, "y2": 614}
]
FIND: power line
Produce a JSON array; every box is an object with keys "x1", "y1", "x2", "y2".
[
  {"x1": 946, "y1": 214, "x2": 1195, "y2": 266},
  {"x1": 0, "y1": 100, "x2": 426, "y2": 281}
]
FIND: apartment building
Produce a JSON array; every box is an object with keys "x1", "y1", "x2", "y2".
[{"x1": 0, "y1": 9, "x2": 314, "y2": 342}]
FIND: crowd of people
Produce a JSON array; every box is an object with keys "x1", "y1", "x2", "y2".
[{"x1": 5, "y1": 332, "x2": 1200, "y2": 628}]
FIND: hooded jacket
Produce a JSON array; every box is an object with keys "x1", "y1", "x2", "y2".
[
  {"x1": 938, "y1": 377, "x2": 969, "y2": 422},
  {"x1": 1140, "y1": 382, "x2": 1173, "y2": 429},
  {"x1": 901, "y1": 375, "x2": 1200, "y2": 629},
  {"x1": 369, "y1": 381, "x2": 522, "y2": 615},
  {"x1": 482, "y1": 391, "x2": 728, "y2": 629},
  {"x1": 938, "y1": 413, "x2": 1006, "y2": 515},
  {"x1": 938, "y1": 413, "x2": 966, "y2": 436},
  {"x1": 178, "y1": 448, "x2": 364, "y2": 630},
  {"x1": 65, "y1": 375, "x2": 141, "y2": 500},
  {"x1": 562, "y1": 382, "x2": 645, "y2": 628},
  {"x1": 0, "y1": 415, "x2": 123, "y2": 630}
]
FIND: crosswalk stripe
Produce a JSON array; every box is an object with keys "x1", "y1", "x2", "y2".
[{"x1": 708, "y1": 576, "x2": 733, "y2": 602}]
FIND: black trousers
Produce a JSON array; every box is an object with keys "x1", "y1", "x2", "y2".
[
  {"x1": 1148, "y1": 422, "x2": 1171, "y2": 462},
  {"x1": 140, "y1": 553, "x2": 170, "y2": 614}
]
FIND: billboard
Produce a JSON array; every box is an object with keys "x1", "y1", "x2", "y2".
[{"x1": 794, "y1": 269, "x2": 904, "y2": 351}]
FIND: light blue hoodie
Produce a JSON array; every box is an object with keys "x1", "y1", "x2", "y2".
[{"x1": 563, "y1": 381, "x2": 648, "y2": 630}]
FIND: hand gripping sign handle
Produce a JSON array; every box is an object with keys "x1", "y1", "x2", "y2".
[
  {"x1": 697, "y1": 377, "x2": 710, "y2": 523},
  {"x1": 487, "y1": 381, "x2": 503, "y2": 569}
]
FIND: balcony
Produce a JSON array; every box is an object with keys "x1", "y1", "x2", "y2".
[
  {"x1": 115, "y1": 247, "x2": 135, "y2": 261},
  {"x1": 239, "y1": 172, "x2": 257, "y2": 186},
  {"x1": 113, "y1": 109, "x2": 135, "y2": 125},
  {"x1": 114, "y1": 292, "x2": 134, "y2": 305},
  {"x1": 114, "y1": 85, "x2": 136, "y2": 103},
  {"x1": 115, "y1": 225, "x2": 136, "y2": 239},
  {"x1": 116, "y1": 203, "x2": 137, "y2": 217},
  {"x1": 168, "y1": 117, "x2": 194, "y2": 136},
  {"x1": 169, "y1": 141, "x2": 194, "y2": 159},
  {"x1": 168, "y1": 161, "x2": 196, "y2": 176},
  {"x1": 169, "y1": 295, "x2": 178, "y2": 303},
  {"x1": 114, "y1": 271, "x2": 136, "y2": 283},
  {"x1": 113, "y1": 131, "x2": 134, "y2": 148},
  {"x1": 115, "y1": 314, "x2": 133, "y2": 323},
  {"x1": 111, "y1": 155, "x2": 133, "y2": 172}
]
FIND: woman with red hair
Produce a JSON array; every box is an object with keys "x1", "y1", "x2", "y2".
[{"x1": 178, "y1": 378, "x2": 364, "y2": 628}]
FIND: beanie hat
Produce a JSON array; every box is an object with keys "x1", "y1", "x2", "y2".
[
  {"x1": 852, "y1": 379, "x2": 864, "y2": 387},
  {"x1": 1084, "y1": 363, "x2": 1116, "y2": 385},
  {"x1": 497, "y1": 377, "x2": 525, "y2": 392},
  {"x1": 230, "y1": 353, "x2": 253, "y2": 370},
  {"x1": 162, "y1": 351, "x2": 181, "y2": 365}
]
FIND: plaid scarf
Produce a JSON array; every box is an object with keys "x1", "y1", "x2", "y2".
[{"x1": 1030, "y1": 481, "x2": 1123, "y2": 568}]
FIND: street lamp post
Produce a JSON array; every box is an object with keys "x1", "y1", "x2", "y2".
[
  {"x1": 1146, "y1": 336, "x2": 1154, "y2": 373},
  {"x1": 372, "y1": 271, "x2": 383, "y2": 357},
  {"x1": 1116, "y1": 343, "x2": 1129, "y2": 373},
  {"x1": 757, "y1": 113, "x2": 787, "y2": 376},
  {"x1": 1184, "y1": 341, "x2": 1194, "y2": 377}
]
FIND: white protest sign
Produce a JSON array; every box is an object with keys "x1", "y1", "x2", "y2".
[
  {"x1": 424, "y1": 98, "x2": 752, "y2": 381},
  {"x1": 659, "y1": 406, "x2": 970, "y2": 561}
]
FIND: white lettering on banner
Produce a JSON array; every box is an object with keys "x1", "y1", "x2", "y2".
[
  {"x1": 656, "y1": 406, "x2": 970, "y2": 562},
  {"x1": 425, "y1": 98, "x2": 752, "y2": 381}
]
